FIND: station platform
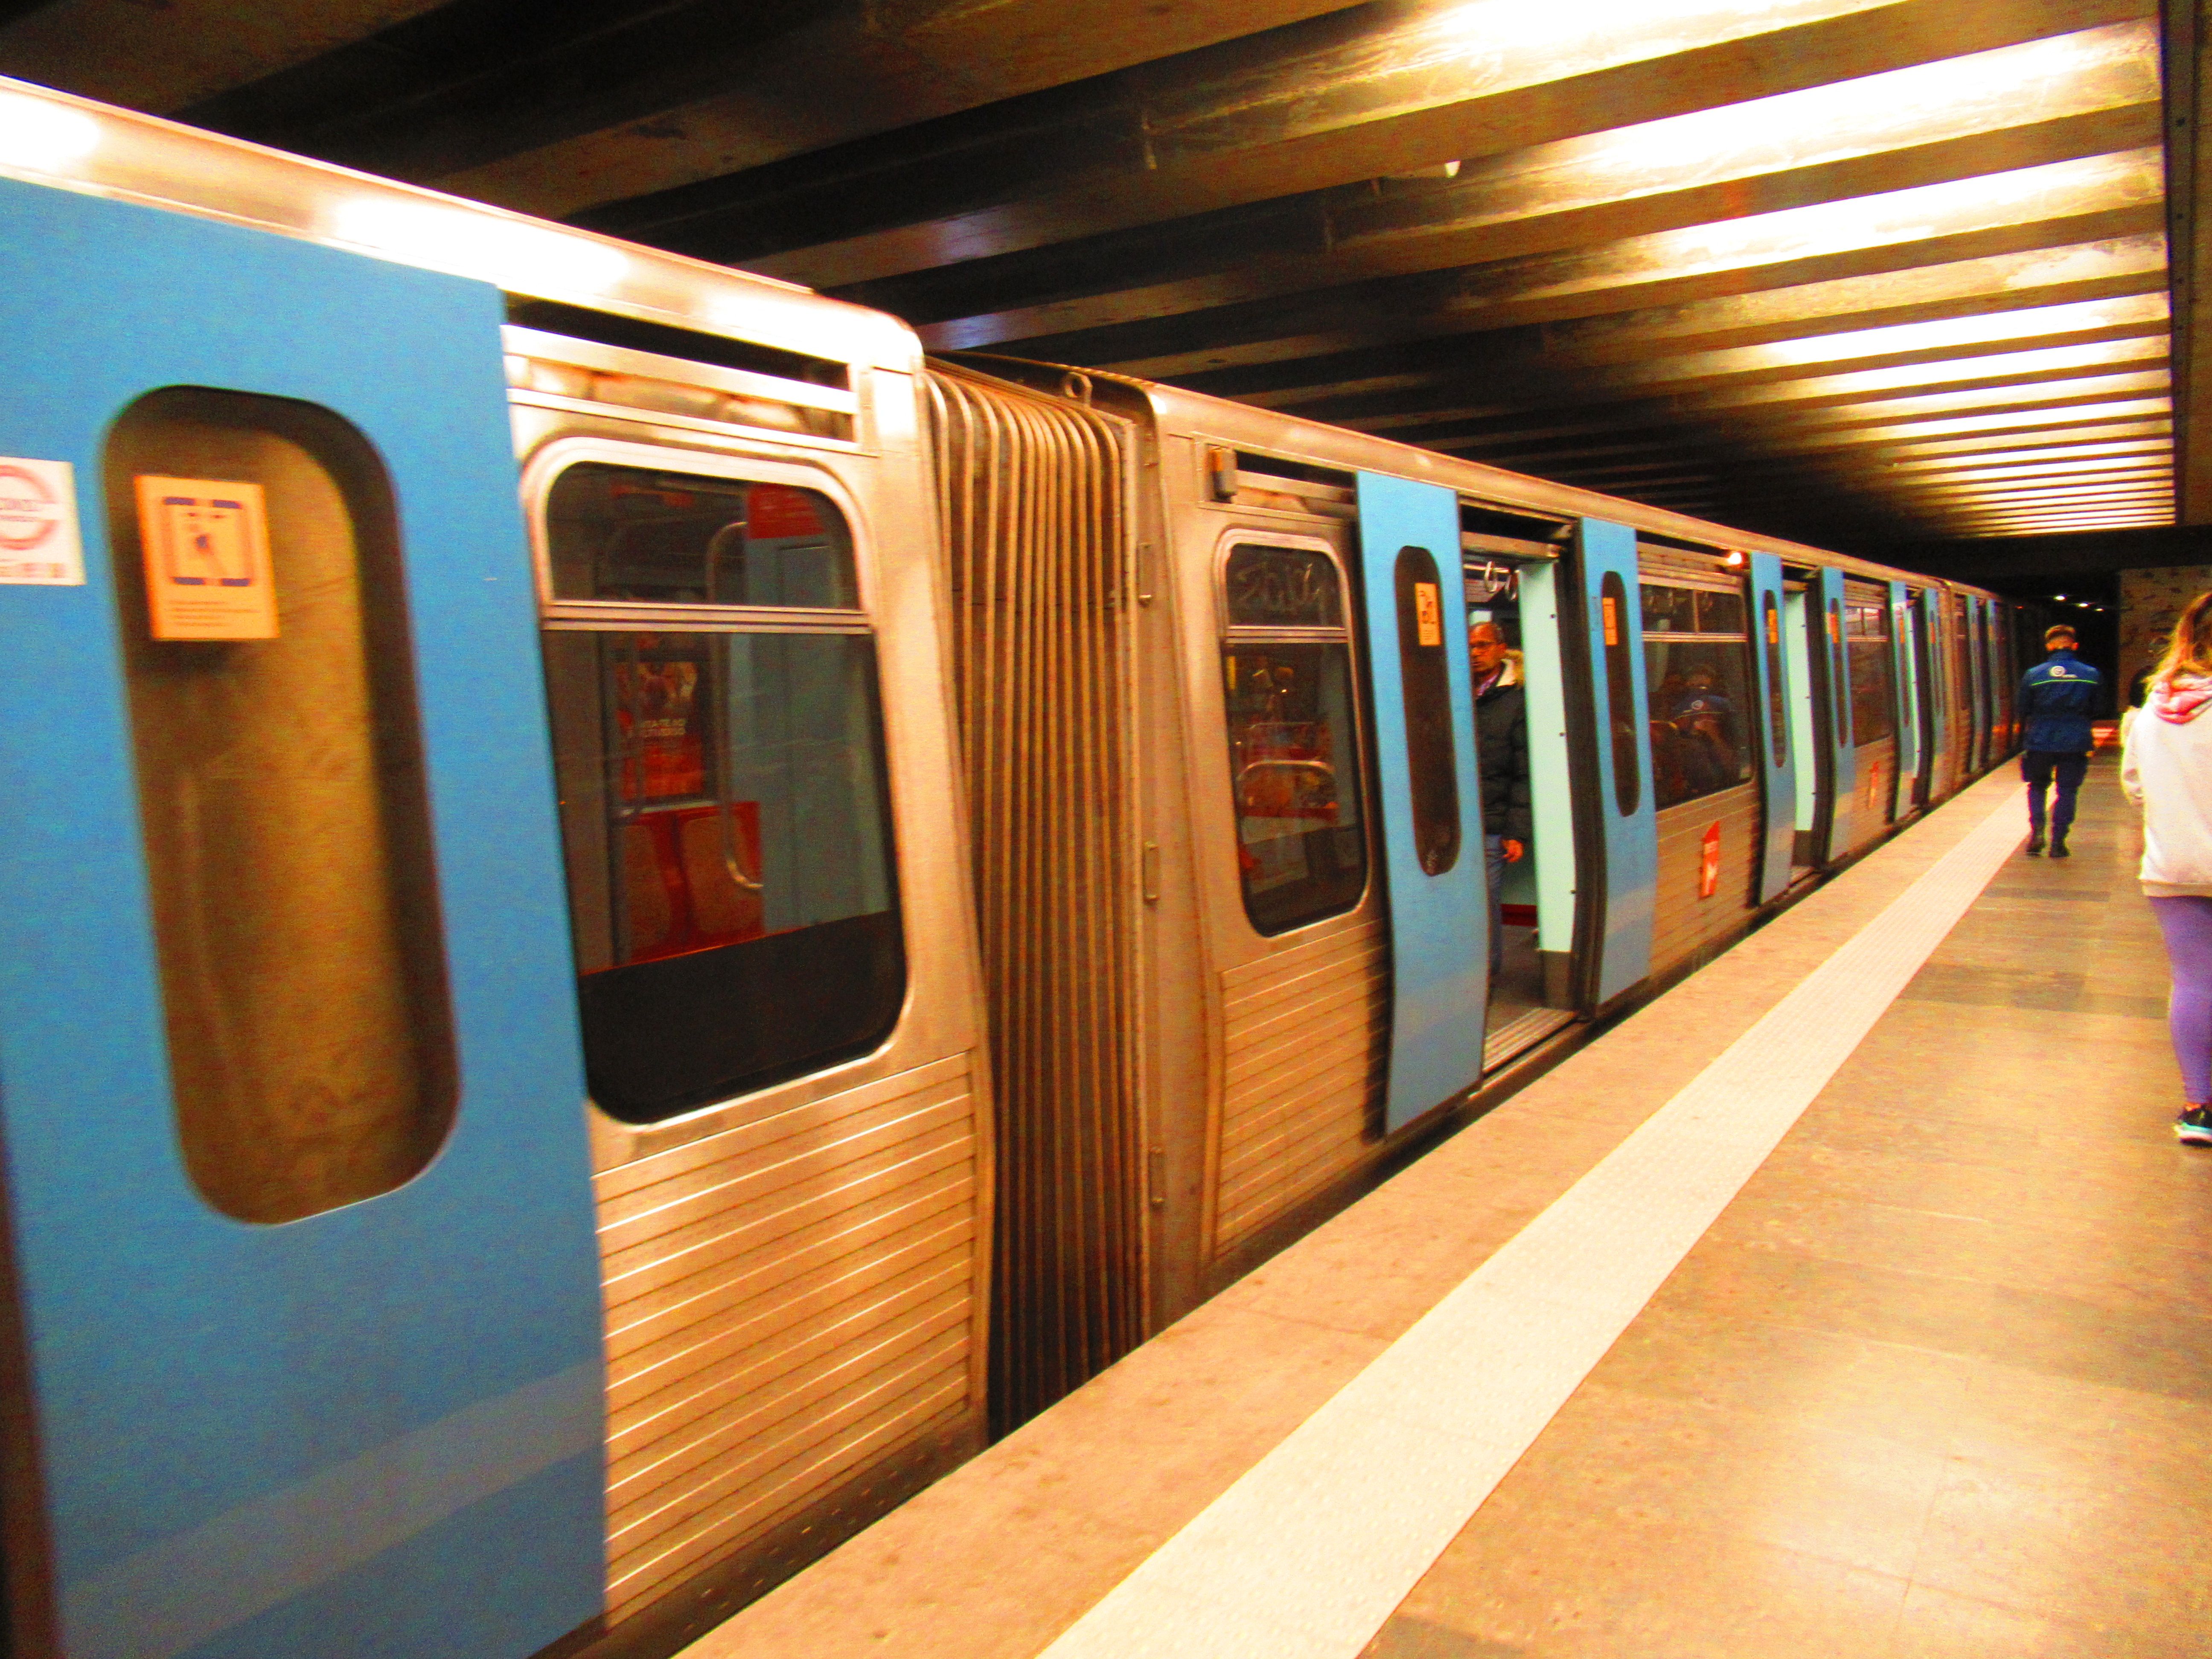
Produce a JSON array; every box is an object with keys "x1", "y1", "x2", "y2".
[{"x1": 685, "y1": 756, "x2": 2209, "y2": 1659}]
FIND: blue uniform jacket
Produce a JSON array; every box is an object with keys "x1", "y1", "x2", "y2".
[{"x1": 2019, "y1": 648, "x2": 2100, "y2": 754}]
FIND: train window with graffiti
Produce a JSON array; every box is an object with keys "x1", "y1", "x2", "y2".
[
  {"x1": 1225, "y1": 541, "x2": 1345, "y2": 629},
  {"x1": 540, "y1": 463, "x2": 901, "y2": 1122},
  {"x1": 105, "y1": 387, "x2": 457, "y2": 1224},
  {"x1": 1845, "y1": 597, "x2": 1896, "y2": 745},
  {"x1": 1641, "y1": 579, "x2": 1754, "y2": 812},
  {"x1": 1221, "y1": 542, "x2": 1368, "y2": 935},
  {"x1": 545, "y1": 462, "x2": 859, "y2": 608}
]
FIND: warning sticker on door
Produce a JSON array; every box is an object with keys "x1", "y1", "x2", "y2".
[
  {"x1": 0, "y1": 458, "x2": 85, "y2": 585},
  {"x1": 1413, "y1": 581, "x2": 1441, "y2": 646},
  {"x1": 135, "y1": 475, "x2": 278, "y2": 640}
]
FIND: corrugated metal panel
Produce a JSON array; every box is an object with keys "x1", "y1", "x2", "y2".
[
  {"x1": 594, "y1": 1053, "x2": 983, "y2": 1617},
  {"x1": 1833, "y1": 737, "x2": 1901, "y2": 855},
  {"x1": 924, "y1": 365, "x2": 1146, "y2": 1434},
  {"x1": 1214, "y1": 916, "x2": 1386, "y2": 1252},
  {"x1": 1649, "y1": 782, "x2": 1762, "y2": 977}
]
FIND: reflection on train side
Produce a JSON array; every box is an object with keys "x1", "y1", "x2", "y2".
[
  {"x1": 1641, "y1": 581, "x2": 1752, "y2": 812},
  {"x1": 1221, "y1": 541, "x2": 1369, "y2": 936},
  {"x1": 539, "y1": 463, "x2": 903, "y2": 1122}
]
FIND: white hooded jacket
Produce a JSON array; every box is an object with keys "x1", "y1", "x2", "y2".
[{"x1": 2121, "y1": 673, "x2": 2212, "y2": 895}]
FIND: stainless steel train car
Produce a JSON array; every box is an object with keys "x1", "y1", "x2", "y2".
[{"x1": 0, "y1": 80, "x2": 2029, "y2": 1659}]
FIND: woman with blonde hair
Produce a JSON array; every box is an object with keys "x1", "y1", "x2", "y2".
[{"x1": 2122, "y1": 589, "x2": 2212, "y2": 1145}]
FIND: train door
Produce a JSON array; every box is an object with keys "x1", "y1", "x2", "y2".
[
  {"x1": 1887, "y1": 581, "x2": 1921, "y2": 819},
  {"x1": 1464, "y1": 544, "x2": 1579, "y2": 1062},
  {"x1": 1965, "y1": 595, "x2": 1991, "y2": 771},
  {"x1": 1806, "y1": 566, "x2": 1857, "y2": 863},
  {"x1": 1748, "y1": 555, "x2": 1797, "y2": 901},
  {"x1": 1782, "y1": 581, "x2": 1822, "y2": 871},
  {"x1": 1992, "y1": 604, "x2": 2019, "y2": 754},
  {"x1": 1566, "y1": 519, "x2": 1658, "y2": 1009},
  {"x1": 1909, "y1": 588, "x2": 1942, "y2": 807},
  {"x1": 0, "y1": 181, "x2": 604, "y2": 1657},
  {"x1": 1354, "y1": 475, "x2": 1487, "y2": 1132}
]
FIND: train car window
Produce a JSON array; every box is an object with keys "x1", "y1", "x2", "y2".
[
  {"x1": 1640, "y1": 584, "x2": 1697, "y2": 632},
  {"x1": 1641, "y1": 579, "x2": 1752, "y2": 812},
  {"x1": 1225, "y1": 542, "x2": 1345, "y2": 628},
  {"x1": 541, "y1": 463, "x2": 902, "y2": 1122},
  {"x1": 1762, "y1": 593, "x2": 1788, "y2": 770},
  {"x1": 105, "y1": 388, "x2": 457, "y2": 1224},
  {"x1": 1220, "y1": 542, "x2": 1368, "y2": 934},
  {"x1": 1845, "y1": 600, "x2": 1895, "y2": 745},
  {"x1": 546, "y1": 462, "x2": 859, "y2": 608},
  {"x1": 1601, "y1": 570, "x2": 1642, "y2": 816},
  {"x1": 1393, "y1": 545, "x2": 1462, "y2": 875}
]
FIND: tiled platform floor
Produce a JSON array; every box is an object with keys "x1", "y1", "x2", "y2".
[
  {"x1": 695, "y1": 757, "x2": 2209, "y2": 1659},
  {"x1": 1370, "y1": 758, "x2": 2211, "y2": 1657}
]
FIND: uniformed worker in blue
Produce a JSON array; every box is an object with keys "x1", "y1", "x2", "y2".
[{"x1": 2019, "y1": 623, "x2": 2102, "y2": 858}]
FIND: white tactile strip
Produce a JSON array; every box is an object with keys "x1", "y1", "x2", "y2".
[{"x1": 1038, "y1": 788, "x2": 2028, "y2": 1659}]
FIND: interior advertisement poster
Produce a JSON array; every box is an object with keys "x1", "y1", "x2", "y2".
[{"x1": 134, "y1": 474, "x2": 277, "y2": 640}]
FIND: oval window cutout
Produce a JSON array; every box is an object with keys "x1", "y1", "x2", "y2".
[
  {"x1": 1599, "y1": 570, "x2": 1641, "y2": 818},
  {"x1": 1392, "y1": 544, "x2": 1461, "y2": 875},
  {"x1": 1764, "y1": 593, "x2": 1788, "y2": 770},
  {"x1": 106, "y1": 387, "x2": 457, "y2": 1224}
]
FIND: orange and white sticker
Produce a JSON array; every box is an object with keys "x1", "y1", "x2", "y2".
[
  {"x1": 0, "y1": 458, "x2": 84, "y2": 585},
  {"x1": 1414, "y1": 581, "x2": 1441, "y2": 646},
  {"x1": 135, "y1": 476, "x2": 277, "y2": 640},
  {"x1": 1601, "y1": 592, "x2": 1619, "y2": 646}
]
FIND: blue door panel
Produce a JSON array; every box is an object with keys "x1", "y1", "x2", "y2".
[
  {"x1": 1887, "y1": 580, "x2": 1921, "y2": 806},
  {"x1": 1576, "y1": 521, "x2": 1657, "y2": 1005},
  {"x1": 0, "y1": 179, "x2": 604, "y2": 1659},
  {"x1": 1816, "y1": 565, "x2": 1857, "y2": 796},
  {"x1": 1920, "y1": 588, "x2": 1949, "y2": 781},
  {"x1": 1813, "y1": 565, "x2": 1855, "y2": 860},
  {"x1": 1748, "y1": 553, "x2": 1796, "y2": 903},
  {"x1": 1355, "y1": 474, "x2": 1489, "y2": 1133}
]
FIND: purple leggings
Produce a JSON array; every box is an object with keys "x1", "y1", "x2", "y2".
[{"x1": 2150, "y1": 896, "x2": 2212, "y2": 1103}]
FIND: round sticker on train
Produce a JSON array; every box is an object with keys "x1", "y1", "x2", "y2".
[{"x1": 0, "y1": 457, "x2": 84, "y2": 585}]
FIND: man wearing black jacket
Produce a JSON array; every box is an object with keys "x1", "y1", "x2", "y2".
[{"x1": 1470, "y1": 622, "x2": 1532, "y2": 979}]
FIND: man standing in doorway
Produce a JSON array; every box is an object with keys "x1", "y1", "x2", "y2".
[
  {"x1": 1470, "y1": 621, "x2": 1531, "y2": 975},
  {"x1": 2019, "y1": 623, "x2": 2101, "y2": 859}
]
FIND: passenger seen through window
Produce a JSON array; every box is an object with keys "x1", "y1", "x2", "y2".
[{"x1": 1642, "y1": 580, "x2": 1755, "y2": 812}]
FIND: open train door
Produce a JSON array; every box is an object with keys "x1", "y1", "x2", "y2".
[
  {"x1": 1746, "y1": 553, "x2": 1797, "y2": 902},
  {"x1": 1354, "y1": 474, "x2": 1488, "y2": 1133},
  {"x1": 1887, "y1": 581, "x2": 1922, "y2": 819},
  {"x1": 1806, "y1": 565, "x2": 1858, "y2": 864},
  {"x1": 0, "y1": 180, "x2": 605, "y2": 1657}
]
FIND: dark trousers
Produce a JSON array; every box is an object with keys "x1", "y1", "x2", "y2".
[
  {"x1": 2021, "y1": 750, "x2": 2089, "y2": 839},
  {"x1": 1483, "y1": 835, "x2": 1506, "y2": 978}
]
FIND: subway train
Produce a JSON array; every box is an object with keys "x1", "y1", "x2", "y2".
[{"x1": 0, "y1": 80, "x2": 2028, "y2": 1659}]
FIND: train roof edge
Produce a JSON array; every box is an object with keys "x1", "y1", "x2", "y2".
[
  {"x1": 0, "y1": 75, "x2": 925, "y2": 377},
  {"x1": 943, "y1": 354, "x2": 2009, "y2": 602}
]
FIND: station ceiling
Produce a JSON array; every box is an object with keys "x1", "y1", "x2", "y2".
[{"x1": 4, "y1": 0, "x2": 2200, "y2": 555}]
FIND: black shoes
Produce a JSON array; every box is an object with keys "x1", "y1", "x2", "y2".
[
  {"x1": 2177, "y1": 1106, "x2": 2212, "y2": 1147},
  {"x1": 2026, "y1": 832, "x2": 2045, "y2": 856},
  {"x1": 2051, "y1": 837, "x2": 2070, "y2": 859}
]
